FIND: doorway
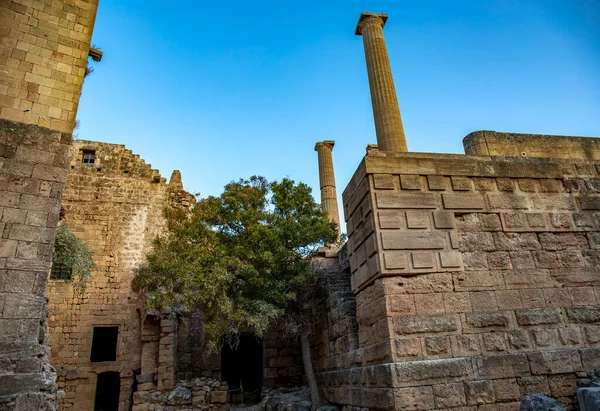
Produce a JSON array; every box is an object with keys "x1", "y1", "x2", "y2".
[
  {"x1": 94, "y1": 371, "x2": 120, "y2": 411},
  {"x1": 221, "y1": 334, "x2": 263, "y2": 402}
]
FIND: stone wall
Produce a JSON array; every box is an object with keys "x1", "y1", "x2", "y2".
[
  {"x1": 0, "y1": 0, "x2": 98, "y2": 133},
  {"x1": 320, "y1": 132, "x2": 600, "y2": 410},
  {"x1": 47, "y1": 140, "x2": 193, "y2": 410},
  {"x1": 0, "y1": 1, "x2": 99, "y2": 409}
]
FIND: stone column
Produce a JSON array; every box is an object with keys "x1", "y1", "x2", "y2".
[
  {"x1": 314, "y1": 141, "x2": 341, "y2": 238},
  {"x1": 355, "y1": 12, "x2": 408, "y2": 152}
]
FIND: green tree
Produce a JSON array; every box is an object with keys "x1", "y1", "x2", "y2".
[{"x1": 132, "y1": 176, "x2": 338, "y2": 408}]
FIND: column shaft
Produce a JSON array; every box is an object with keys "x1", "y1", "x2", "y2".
[
  {"x1": 314, "y1": 141, "x2": 341, "y2": 238},
  {"x1": 356, "y1": 14, "x2": 408, "y2": 152}
]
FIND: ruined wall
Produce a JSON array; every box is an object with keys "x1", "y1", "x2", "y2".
[
  {"x1": 322, "y1": 133, "x2": 600, "y2": 410},
  {"x1": 0, "y1": 1, "x2": 98, "y2": 409},
  {"x1": 176, "y1": 315, "x2": 304, "y2": 389},
  {"x1": 47, "y1": 141, "x2": 192, "y2": 410}
]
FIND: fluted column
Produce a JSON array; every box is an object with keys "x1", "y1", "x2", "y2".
[
  {"x1": 314, "y1": 141, "x2": 341, "y2": 239},
  {"x1": 355, "y1": 12, "x2": 408, "y2": 152}
]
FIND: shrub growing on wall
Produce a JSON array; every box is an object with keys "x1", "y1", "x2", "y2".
[{"x1": 52, "y1": 224, "x2": 95, "y2": 294}]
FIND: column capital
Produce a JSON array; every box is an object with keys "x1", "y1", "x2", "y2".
[
  {"x1": 314, "y1": 140, "x2": 335, "y2": 151},
  {"x1": 355, "y1": 12, "x2": 388, "y2": 35}
]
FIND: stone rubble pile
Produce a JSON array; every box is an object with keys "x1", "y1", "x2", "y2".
[{"x1": 132, "y1": 377, "x2": 229, "y2": 411}]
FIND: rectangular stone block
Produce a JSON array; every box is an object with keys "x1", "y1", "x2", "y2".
[
  {"x1": 383, "y1": 251, "x2": 407, "y2": 269},
  {"x1": 440, "y1": 252, "x2": 462, "y2": 268},
  {"x1": 400, "y1": 174, "x2": 421, "y2": 190},
  {"x1": 473, "y1": 353, "x2": 530, "y2": 379},
  {"x1": 427, "y1": 175, "x2": 447, "y2": 191},
  {"x1": 405, "y1": 211, "x2": 429, "y2": 228},
  {"x1": 378, "y1": 211, "x2": 401, "y2": 229},
  {"x1": 580, "y1": 196, "x2": 600, "y2": 210},
  {"x1": 451, "y1": 177, "x2": 472, "y2": 191},
  {"x1": 565, "y1": 306, "x2": 600, "y2": 324},
  {"x1": 373, "y1": 174, "x2": 395, "y2": 190},
  {"x1": 487, "y1": 194, "x2": 529, "y2": 210},
  {"x1": 464, "y1": 379, "x2": 495, "y2": 405},
  {"x1": 392, "y1": 358, "x2": 472, "y2": 386},
  {"x1": 466, "y1": 312, "x2": 510, "y2": 328},
  {"x1": 433, "y1": 211, "x2": 455, "y2": 228},
  {"x1": 394, "y1": 314, "x2": 458, "y2": 335},
  {"x1": 394, "y1": 386, "x2": 435, "y2": 409},
  {"x1": 376, "y1": 192, "x2": 437, "y2": 209},
  {"x1": 442, "y1": 194, "x2": 485, "y2": 210},
  {"x1": 381, "y1": 232, "x2": 445, "y2": 250},
  {"x1": 515, "y1": 308, "x2": 561, "y2": 326},
  {"x1": 411, "y1": 252, "x2": 435, "y2": 269},
  {"x1": 533, "y1": 195, "x2": 577, "y2": 210},
  {"x1": 527, "y1": 350, "x2": 583, "y2": 374}
]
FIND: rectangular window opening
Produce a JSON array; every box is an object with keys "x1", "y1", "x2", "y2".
[
  {"x1": 90, "y1": 326, "x2": 118, "y2": 363},
  {"x1": 82, "y1": 150, "x2": 96, "y2": 164}
]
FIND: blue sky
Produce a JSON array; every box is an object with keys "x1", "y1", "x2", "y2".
[{"x1": 77, "y1": 0, "x2": 600, "y2": 228}]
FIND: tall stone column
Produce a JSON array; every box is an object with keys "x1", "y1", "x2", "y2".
[
  {"x1": 314, "y1": 141, "x2": 341, "y2": 238},
  {"x1": 355, "y1": 12, "x2": 408, "y2": 152}
]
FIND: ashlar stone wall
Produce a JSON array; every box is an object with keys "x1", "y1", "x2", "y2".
[
  {"x1": 0, "y1": 1, "x2": 99, "y2": 409},
  {"x1": 47, "y1": 140, "x2": 193, "y2": 410},
  {"x1": 323, "y1": 132, "x2": 600, "y2": 410}
]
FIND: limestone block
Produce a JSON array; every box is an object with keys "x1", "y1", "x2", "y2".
[
  {"x1": 466, "y1": 312, "x2": 510, "y2": 328},
  {"x1": 507, "y1": 330, "x2": 531, "y2": 350},
  {"x1": 515, "y1": 308, "x2": 561, "y2": 326},
  {"x1": 487, "y1": 193, "x2": 529, "y2": 210},
  {"x1": 432, "y1": 382, "x2": 466, "y2": 408},
  {"x1": 464, "y1": 380, "x2": 495, "y2": 405},
  {"x1": 427, "y1": 175, "x2": 447, "y2": 191},
  {"x1": 392, "y1": 357, "x2": 472, "y2": 386},
  {"x1": 373, "y1": 174, "x2": 395, "y2": 190},
  {"x1": 375, "y1": 192, "x2": 437, "y2": 209},
  {"x1": 405, "y1": 211, "x2": 429, "y2": 229},
  {"x1": 394, "y1": 314, "x2": 458, "y2": 335},
  {"x1": 399, "y1": 175, "x2": 421, "y2": 190},
  {"x1": 378, "y1": 211, "x2": 401, "y2": 229},
  {"x1": 425, "y1": 336, "x2": 450, "y2": 355},
  {"x1": 493, "y1": 378, "x2": 521, "y2": 402},
  {"x1": 442, "y1": 194, "x2": 485, "y2": 210},
  {"x1": 393, "y1": 386, "x2": 434, "y2": 410},
  {"x1": 566, "y1": 306, "x2": 600, "y2": 324},
  {"x1": 549, "y1": 374, "x2": 578, "y2": 398},
  {"x1": 381, "y1": 232, "x2": 445, "y2": 250},
  {"x1": 473, "y1": 353, "x2": 530, "y2": 379},
  {"x1": 527, "y1": 349, "x2": 583, "y2": 375},
  {"x1": 497, "y1": 178, "x2": 516, "y2": 192},
  {"x1": 451, "y1": 334, "x2": 481, "y2": 356}
]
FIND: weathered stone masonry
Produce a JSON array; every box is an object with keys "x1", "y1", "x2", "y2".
[
  {"x1": 47, "y1": 140, "x2": 193, "y2": 410},
  {"x1": 321, "y1": 132, "x2": 600, "y2": 410},
  {"x1": 0, "y1": 1, "x2": 99, "y2": 409}
]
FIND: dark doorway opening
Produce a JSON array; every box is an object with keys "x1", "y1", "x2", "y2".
[
  {"x1": 94, "y1": 371, "x2": 120, "y2": 411},
  {"x1": 221, "y1": 334, "x2": 263, "y2": 403},
  {"x1": 90, "y1": 326, "x2": 118, "y2": 362}
]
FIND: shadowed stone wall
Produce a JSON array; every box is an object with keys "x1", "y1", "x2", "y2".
[
  {"x1": 318, "y1": 132, "x2": 600, "y2": 410},
  {"x1": 47, "y1": 141, "x2": 193, "y2": 410},
  {"x1": 0, "y1": 1, "x2": 99, "y2": 409}
]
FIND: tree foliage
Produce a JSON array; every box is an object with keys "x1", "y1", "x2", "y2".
[
  {"x1": 52, "y1": 224, "x2": 96, "y2": 294},
  {"x1": 132, "y1": 176, "x2": 338, "y2": 348}
]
